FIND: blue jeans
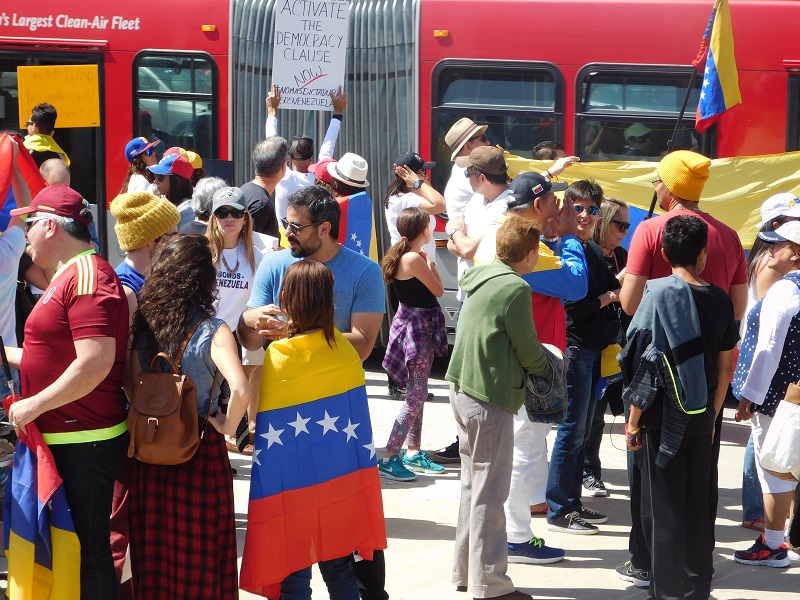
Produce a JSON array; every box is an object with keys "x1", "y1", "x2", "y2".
[
  {"x1": 281, "y1": 555, "x2": 360, "y2": 600},
  {"x1": 742, "y1": 432, "x2": 765, "y2": 521},
  {"x1": 546, "y1": 347, "x2": 599, "y2": 519}
]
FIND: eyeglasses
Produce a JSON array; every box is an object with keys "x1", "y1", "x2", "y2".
[
  {"x1": 281, "y1": 217, "x2": 321, "y2": 236},
  {"x1": 25, "y1": 121, "x2": 34, "y2": 126},
  {"x1": 574, "y1": 204, "x2": 600, "y2": 216},
  {"x1": 25, "y1": 216, "x2": 49, "y2": 231},
  {"x1": 468, "y1": 134, "x2": 487, "y2": 144},
  {"x1": 156, "y1": 173, "x2": 167, "y2": 182},
  {"x1": 463, "y1": 167, "x2": 481, "y2": 179},
  {"x1": 611, "y1": 218, "x2": 631, "y2": 233},
  {"x1": 651, "y1": 178, "x2": 663, "y2": 187},
  {"x1": 214, "y1": 207, "x2": 245, "y2": 219}
]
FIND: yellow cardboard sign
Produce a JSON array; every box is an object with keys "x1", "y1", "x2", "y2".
[{"x1": 17, "y1": 65, "x2": 100, "y2": 128}]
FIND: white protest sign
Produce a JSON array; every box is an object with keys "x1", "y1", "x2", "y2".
[{"x1": 272, "y1": 0, "x2": 350, "y2": 111}]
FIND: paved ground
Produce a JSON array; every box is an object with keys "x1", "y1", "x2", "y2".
[{"x1": 229, "y1": 353, "x2": 799, "y2": 600}]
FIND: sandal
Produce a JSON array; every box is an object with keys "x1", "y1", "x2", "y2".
[{"x1": 740, "y1": 517, "x2": 766, "y2": 532}]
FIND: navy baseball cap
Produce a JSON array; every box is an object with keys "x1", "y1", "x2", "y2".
[{"x1": 506, "y1": 172, "x2": 568, "y2": 209}]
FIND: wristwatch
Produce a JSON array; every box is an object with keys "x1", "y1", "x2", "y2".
[
  {"x1": 448, "y1": 228, "x2": 462, "y2": 241},
  {"x1": 413, "y1": 179, "x2": 423, "y2": 190}
]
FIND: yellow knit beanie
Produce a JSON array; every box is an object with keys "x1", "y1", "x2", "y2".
[
  {"x1": 111, "y1": 192, "x2": 181, "y2": 251},
  {"x1": 657, "y1": 150, "x2": 711, "y2": 202}
]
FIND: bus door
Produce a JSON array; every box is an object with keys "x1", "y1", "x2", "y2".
[{"x1": 0, "y1": 50, "x2": 106, "y2": 251}]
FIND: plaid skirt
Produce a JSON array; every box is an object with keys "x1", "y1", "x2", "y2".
[{"x1": 128, "y1": 424, "x2": 238, "y2": 599}]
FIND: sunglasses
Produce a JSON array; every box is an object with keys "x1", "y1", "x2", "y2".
[
  {"x1": 281, "y1": 217, "x2": 321, "y2": 236},
  {"x1": 463, "y1": 167, "x2": 482, "y2": 179},
  {"x1": 468, "y1": 134, "x2": 488, "y2": 144},
  {"x1": 574, "y1": 204, "x2": 600, "y2": 216},
  {"x1": 214, "y1": 207, "x2": 245, "y2": 219},
  {"x1": 142, "y1": 148, "x2": 155, "y2": 157},
  {"x1": 155, "y1": 173, "x2": 167, "y2": 182},
  {"x1": 25, "y1": 121, "x2": 34, "y2": 126},
  {"x1": 651, "y1": 178, "x2": 663, "y2": 187},
  {"x1": 25, "y1": 216, "x2": 49, "y2": 231},
  {"x1": 611, "y1": 218, "x2": 631, "y2": 233}
]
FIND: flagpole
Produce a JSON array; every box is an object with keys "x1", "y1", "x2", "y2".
[{"x1": 646, "y1": 67, "x2": 699, "y2": 219}]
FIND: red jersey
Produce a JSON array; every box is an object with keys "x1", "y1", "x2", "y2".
[
  {"x1": 21, "y1": 250, "x2": 129, "y2": 437},
  {"x1": 626, "y1": 209, "x2": 747, "y2": 291},
  {"x1": 531, "y1": 293, "x2": 567, "y2": 353}
]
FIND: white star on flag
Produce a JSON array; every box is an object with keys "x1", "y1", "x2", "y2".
[
  {"x1": 705, "y1": 66, "x2": 710, "y2": 75},
  {"x1": 288, "y1": 412, "x2": 311, "y2": 436},
  {"x1": 351, "y1": 233, "x2": 357, "y2": 241},
  {"x1": 359, "y1": 249, "x2": 365, "y2": 255},
  {"x1": 355, "y1": 239, "x2": 362, "y2": 248},
  {"x1": 261, "y1": 423, "x2": 285, "y2": 449},
  {"x1": 702, "y1": 78, "x2": 710, "y2": 88},
  {"x1": 317, "y1": 411, "x2": 339, "y2": 435},
  {"x1": 363, "y1": 439, "x2": 376, "y2": 459},
  {"x1": 253, "y1": 448, "x2": 262, "y2": 465},
  {"x1": 343, "y1": 420, "x2": 360, "y2": 442},
  {"x1": 700, "y1": 91, "x2": 706, "y2": 100}
]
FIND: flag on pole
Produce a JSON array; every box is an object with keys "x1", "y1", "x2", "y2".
[
  {"x1": 2, "y1": 398, "x2": 81, "y2": 600},
  {"x1": 693, "y1": 0, "x2": 741, "y2": 133}
]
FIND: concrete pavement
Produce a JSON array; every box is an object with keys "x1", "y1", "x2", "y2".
[{"x1": 230, "y1": 354, "x2": 799, "y2": 599}]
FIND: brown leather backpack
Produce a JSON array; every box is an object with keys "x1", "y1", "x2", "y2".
[{"x1": 127, "y1": 319, "x2": 218, "y2": 465}]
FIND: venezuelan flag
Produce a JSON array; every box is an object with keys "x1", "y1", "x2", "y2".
[
  {"x1": 240, "y1": 329, "x2": 387, "y2": 598},
  {"x1": 2, "y1": 399, "x2": 81, "y2": 600},
  {"x1": 693, "y1": 0, "x2": 741, "y2": 133},
  {"x1": 0, "y1": 133, "x2": 47, "y2": 230},
  {"x1": 336, "y1": 191, "x2": 376, "y2": 260}
]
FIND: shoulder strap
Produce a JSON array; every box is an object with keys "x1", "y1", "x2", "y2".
[{"x1": 175, "y1": 318, "x2": 205, "y2": 365}]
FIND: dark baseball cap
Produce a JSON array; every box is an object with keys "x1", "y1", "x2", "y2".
[
  {"x1": 506, "y1": 172, "x2": 568, "y2": 209},
  {"x1": 394, "y1": 152, "x2": 435, "y2": 172},
  {"x1": 454, "y1": 146, "x2": 507, "y2": 175}
]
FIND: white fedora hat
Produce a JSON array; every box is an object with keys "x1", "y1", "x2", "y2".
[{"x1": 327, "y1": 153, "x2": 370, "y2": 188}]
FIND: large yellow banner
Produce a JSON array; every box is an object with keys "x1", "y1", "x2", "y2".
[{"x1": 508, "y1": 152, "x2": 800, "y2": 250}]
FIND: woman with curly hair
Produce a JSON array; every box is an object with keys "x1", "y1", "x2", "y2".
[{"x1": 128, "y1": 234, "x2": 249, "y2": 598}]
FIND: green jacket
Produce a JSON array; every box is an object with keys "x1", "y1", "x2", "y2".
[{"x1": 446, "y1": 260, "x2": 548, "y2": 413}]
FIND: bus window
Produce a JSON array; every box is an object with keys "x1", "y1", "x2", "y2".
[
  {"x1": 431, "y1": 60, "x2": 564, "y2": 192},
  {"x1": 133, "y1": 52, "x2": 217, "y2": 159},
  {"x1": 576, "y1": 65, "x2": 712, "y2": 162},
  {"x1": 788, "y1": 75, "x2": 800, "y2": 152}
]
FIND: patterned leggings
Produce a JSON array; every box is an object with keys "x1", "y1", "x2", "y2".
[{"x1": 386, "y1": 322, "x2": 435, "y2": 454}]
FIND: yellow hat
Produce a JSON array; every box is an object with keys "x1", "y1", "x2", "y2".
[
  {"x1": 185, "y1": 150, "x2": 203, "y2": 170},
  {"x1": 110, "y1": 192, "x2": 180, "y2": 251},
  {"x1": 657, "y1": 150, "x2": 711, "y2": 202}
]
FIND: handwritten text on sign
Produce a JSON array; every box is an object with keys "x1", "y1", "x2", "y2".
[
  {"x1": 272, "y1": 0, "x2": 350, "y2": 111},
  {"x1": 18, "y1": 65, "x2": 101, "y2": 128}
]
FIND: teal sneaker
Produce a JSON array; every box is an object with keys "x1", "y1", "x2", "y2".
[
  {"x1": 402, "y1": 451, "x2": 445, "y2": 474},
  {"x1": 378, "y1": 454, "x2": 417, "y2": 481}
]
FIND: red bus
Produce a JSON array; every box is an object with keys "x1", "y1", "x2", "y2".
[{"x1": 2, "y1": 0, "x2": 800, "y2": 333}]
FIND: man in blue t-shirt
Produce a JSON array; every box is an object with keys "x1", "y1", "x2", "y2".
[
  {"x1": 239, "y1": 185, "x2": 384, "y2": 360},
  {"x1": 238, "y1": 185, "x2": 387, "y2": 599}
]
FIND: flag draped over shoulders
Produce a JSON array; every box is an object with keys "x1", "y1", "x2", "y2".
[
  {"x1": 240, "y1": 329, "x2": 387, "y2": 598},
  {"x1": 336, "y1": 191, "x2": 377, "y2": 260},
  {"x1": 694, "y1": 0, "x2": 741, "y2": 132},
  {"x1": 2, "y1": 398, "x2": 81, "y2": 600}
]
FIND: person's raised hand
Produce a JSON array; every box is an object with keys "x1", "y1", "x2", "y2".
[
  {"x1": 331, "y1": 86, "x2": 347, "y2": 114},
  {"x1": 266, "y1": 84, "x2": 281, "y2": 115}
]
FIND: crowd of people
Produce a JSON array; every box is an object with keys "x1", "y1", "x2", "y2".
[{"x1": 0, "y1": 95, "x2": 798, "y2": 600}]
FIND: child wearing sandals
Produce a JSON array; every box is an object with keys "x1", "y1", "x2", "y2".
[{"x1": 379, "y1": 207, "x2": 448, "y2": 481}]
